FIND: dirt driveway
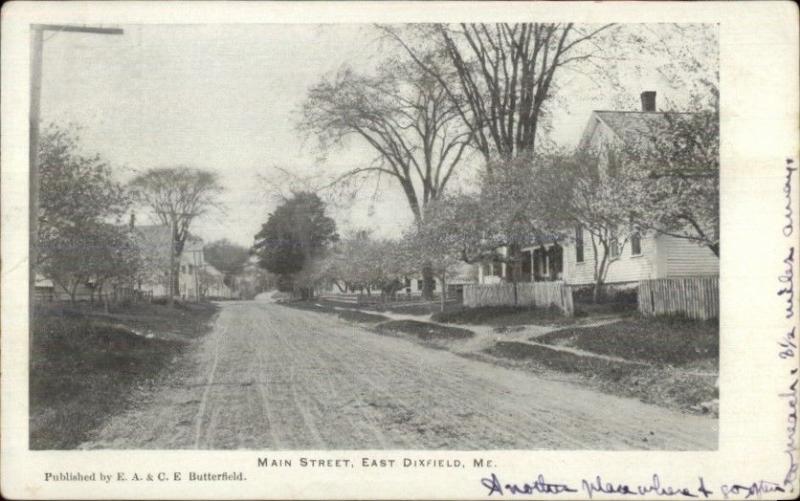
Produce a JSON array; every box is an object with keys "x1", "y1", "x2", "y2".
[{"x1": 81, "y1": 300, "x2": 717, "y2": 450}]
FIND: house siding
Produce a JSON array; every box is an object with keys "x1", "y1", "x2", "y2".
[
  {"x1": 659, "y1": 235, "x2": 719, "y2": 277},
  {"x1": 562, "y1": 230, "x2": 719, "y2": 286},
  {"x1": 563, "y1": 228, "x2": 659, "y2": 286}
]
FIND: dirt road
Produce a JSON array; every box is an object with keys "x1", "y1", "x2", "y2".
[{"x1": 82, "y1": 300, "x2": 717, "y2": 450}]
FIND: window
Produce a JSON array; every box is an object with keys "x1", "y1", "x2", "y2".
[
  {"x1": 575, "y1": 226, "x2": 584, "y2": 263},
  {"x1": 630, "y1": 232, "x2": 642, "y2": 256},
  {"x1": 417, "y1": 280, "x2": 423, "y2": 291},
  {"x1": 493, "y1": 259, "x2": 503, "y2": 277},
  {"x1": 609, "y1": 237, "x2": 619, "y2": 259}
]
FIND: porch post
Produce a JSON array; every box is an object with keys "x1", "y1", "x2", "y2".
[
  {"x1": 530, "y1": 250, "x2": 535, "y2": 283},
  {"x1": 544, "y1": 245, "x2": 550, "y2": 280}
]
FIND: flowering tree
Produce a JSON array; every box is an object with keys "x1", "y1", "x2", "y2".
[
  {"x1": 629, "y1": 110, "x2": 719, "y2": 256},
  {"x1": 539, "y1": 152, "x2": 646, "y2": 303},
  {"x1": 42, "y1": 222, "x2": 140, "y2": 304},
  {"x1": 431, "y1": 157, "x2": 560, "y2": 305},
  {"x1": 36, "y1": 123, "x2": 129, "y2": 268},
  {"x1": 401, "y1": 206, "x2": 466, "y2": 311}
]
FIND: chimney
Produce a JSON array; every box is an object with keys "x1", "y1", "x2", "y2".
[{"x1": 640, "y1": 91, "x2": 656, "y2": 112}]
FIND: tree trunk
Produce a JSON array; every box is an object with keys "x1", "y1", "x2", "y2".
[
  {"x1": 592, "y1": 281, "x2": 603, "y2": 304},
  {"x1": 99, "y1": 284, "x2": 109, "y2": 313},
  {"x1": 508, "y1": 246, "x2": 521, "y2": 306},
  {"x1": 439, "y1": 273, "x2": 447, "y2": 312},
  {"x1": 69, "y1": 281, "x2": 79, "y2": 304},
  {"x1": 422, "y1": 263, "x2": 435, "y2": 300}
]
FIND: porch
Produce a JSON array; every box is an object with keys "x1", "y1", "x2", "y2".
[{"x1": 477, "y1": 243, "x2": 564, "y2": 284}]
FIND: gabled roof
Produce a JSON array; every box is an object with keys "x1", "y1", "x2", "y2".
[
  {"x1": 578, "y1": 110, "x2": 712, "y2": 153},
  {"x1": 134, "y1": 224, "x2": 204, "y2": 252}
]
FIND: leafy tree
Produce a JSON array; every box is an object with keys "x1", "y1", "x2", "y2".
[
  {"x1": 129, "y1": 166, "x2": 223, "y2": 304},
  {"x1": 36, "y1": 123, "x2": 129, "y2": 267},
  {"x1": 253, "y1": 192, "x2": 338, "y2": 298},
  {"x1": 41, "y1": 222, "x2": 139, "y2": 304},
  {"x1": 203, "y1": 239, "x2": 250, "y2": 287}
]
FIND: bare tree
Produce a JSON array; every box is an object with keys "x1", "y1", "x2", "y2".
[
  {"x1": 301, "y1": 57, "x2": 473, "y2": 298},
  {"x1": 302, "y1": 60, "x2": 472, "y2": 223},
  {"x1": 129, "y1": 167, "x2": 223, "y2": 305},
  {"x1": 380, "y1": 23, "x2": 617, "y2": 162}
]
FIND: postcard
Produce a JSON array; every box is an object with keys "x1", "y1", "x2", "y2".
[{"x1": 1, "y1": 1, "x2": 798, "y2": 499}]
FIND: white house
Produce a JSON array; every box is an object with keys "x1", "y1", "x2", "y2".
[
  {"x1": 135, "y1": 225, "x2": 207, "y2": 300},
  {"x1": 477, "y1": 91, "x2": 719, "y2": 288},
  {"x1": 200, "y1": 263, "x2": 238, "y2": 299}
]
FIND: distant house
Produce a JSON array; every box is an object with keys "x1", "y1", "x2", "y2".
[
  {"x1": 134, "y1": 224, "x2": 206, "y2": 300},
  {"x1": 200, "y1": 263, "x2": 238, "y2": 299},
  {"x1": 477, "y1": 91, "x2": 719, "y2": 289},
  {"x1": 400, "y1": 262, "x2": 477, "y2": 298}
]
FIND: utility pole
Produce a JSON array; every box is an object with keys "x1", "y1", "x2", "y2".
[{"x1": 29, "y1": 24, "x2": 123, "y2": 330}]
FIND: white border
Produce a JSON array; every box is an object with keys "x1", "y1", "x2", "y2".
[{"x1": 2, "y1": 2, "x2": 799, "y2": 499}]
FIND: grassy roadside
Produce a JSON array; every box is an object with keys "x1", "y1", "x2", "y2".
[
  {"x1": 432, "y1": 305, "x2": 574, "y2": 327},
  {"x1": 486, "y1": 316, "x2": 719, "y2": 416},
  {"x1": 30, "y1": 301, "x2": 218, "y2": 449},
  {"x1": 306, "y1": 297, "x2": 462, "y2": 316},
  {"x1": 282, "y1": 300, "x2": 390, "y2": 323},
  {"x1": 282, "y1": 300, "x2": 473, "y2": 348},
  {"x1": 281, "y1": 299, "x2": 719, "y2": 416},
  {"x1": 486, "y1": 340, "x2": 718, "y2": 416},
  {"x1": 375, "y1": 320, "x2": 474, "y2": 346},
  {"x1": 536, "y1": 316, "x2": 718, "y2": 366}
]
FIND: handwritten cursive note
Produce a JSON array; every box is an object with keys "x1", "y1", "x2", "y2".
[{"x1": 778, "y1": 157, "x2": 799, "y2": 494}]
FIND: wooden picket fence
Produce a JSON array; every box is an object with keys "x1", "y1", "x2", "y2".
[
  {"x1": 463, "y1": 282, "x2": 574, "y2": 316},
  {"x1": 638, "y1": 276, "x2": 719, "y2": 320}
]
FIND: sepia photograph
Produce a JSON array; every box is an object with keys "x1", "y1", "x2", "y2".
[
  {"x1": 1, "y1": 2, "x2": 797, "y2": 500},
  {"x1": 27, "y1": 21, "x2": 719, "y2": 451}
]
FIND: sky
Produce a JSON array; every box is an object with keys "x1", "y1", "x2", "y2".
[{"x1": 40, "y1": 23, "x2": 717, "y2": 247}]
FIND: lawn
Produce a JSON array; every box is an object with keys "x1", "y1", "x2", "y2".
[
  {"x1": 536, "y1": 316, "x2": 719, "y2": 367},
  {"x1": 29, "y1": 300, "x2": 218, "y2": 449},
  {"x1": 485, "y1": 340, "x2": 718, "y2": 416},
  {"x1": 282, "y1": 300, "x2": 390, "y2": 323},
  {"x1": 375, "y1": 320, "x2": 474, "y2": 341},
  {"x1": 431, "y1": 305, "x2": 573, "y2": 327},
  {"x1": 316, "y1": 297, "x2": 461, "y2": 316},
  {"x1": 483, "y1": 315, "x2": 719, "y2": 416}
]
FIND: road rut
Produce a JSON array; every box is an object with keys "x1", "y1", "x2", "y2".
[{"x1": 81, "y1": 300, "x2": 717, "y2": 450}]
